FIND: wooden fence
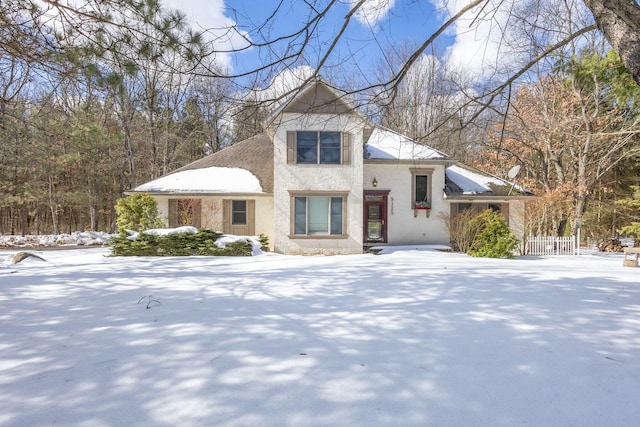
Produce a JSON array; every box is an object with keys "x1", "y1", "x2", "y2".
[{"x1": 526, "y1": 235, "x2": 576, "y2": 256}]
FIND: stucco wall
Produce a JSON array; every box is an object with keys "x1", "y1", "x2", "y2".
[
  {"x1": 364, "y1": 163, "x2": 451, "y2": 246},
  {"x1": 152, "y1": 195, "x2": 275, "y2": 250},
  {"x1": 271, "y1": 112, "x2": 366, "y2": 255},
  {"x1": 508, "y1": 199, "x2": 526, "y2": 240}
]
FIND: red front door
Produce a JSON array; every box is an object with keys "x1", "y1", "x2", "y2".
[{"x1": 364, "y1": 191, "x2": 389, "y2": 243}]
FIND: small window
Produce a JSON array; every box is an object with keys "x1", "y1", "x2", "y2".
[
  {"x1": 232, "y1": 200, "x2": 247, "y2": 225},
  {"x1": 415, "y1": 175, "x2": 429, "y2": 204},
  {"x1": 296, "y1": 131, "x2": 341, "y2": 164},
  {"x1": 411, "y1": 168, "x2": 433, "y2": 209},
  {"x1": 458, "y1": 203, "x2": 472, "y2": 213},
  {"x1": 293, "y1": 196, "x2": 344, "y2": 235},
  {"x1": 488, "y1": 203, "x2": 501, "y2": 212}
]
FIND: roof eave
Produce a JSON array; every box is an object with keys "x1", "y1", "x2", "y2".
[
  {"x1": 444, "y1": 192, "x2": 535, "y2": 200},
  {"x1": 126, "y1": 190, "x2": 272, "y2": 197},
  {"x1": 365, "y1": 158, "x2": 456, "y2": 165}
]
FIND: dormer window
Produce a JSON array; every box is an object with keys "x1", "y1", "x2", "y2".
[{"x1": 287, "y1": 131, "x2": 352, "y2": 165}]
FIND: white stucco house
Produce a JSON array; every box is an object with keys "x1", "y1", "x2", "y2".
[{"x1": 131, "y1": 79, "x2": 531, "y2": 254}]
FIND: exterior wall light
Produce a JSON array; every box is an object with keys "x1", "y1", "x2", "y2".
[{"x1": 372, "y1": 178, "x2": 378, "y2": 187}]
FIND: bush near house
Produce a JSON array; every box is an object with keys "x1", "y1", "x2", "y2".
[
  {"x1": 467, "y1": 210, "x2": 517, "y2": 259},
  {"x1": 109, "y1": 230, "x2": 269, "y2": 257},
  {"x1": 441, "y1": 209, "x2": 482, "y2": 253},
  {"x1": 115, "y1": 194, "x2": 164, "y2": 235},
  {"x1": 443, "y1": 209, "x2": 517, "y2": 258}
]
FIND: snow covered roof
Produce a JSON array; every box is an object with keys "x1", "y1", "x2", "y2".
[
  {"x1": 364, "y1": 127, "x2": 450, "y2": 161},
  {"x1": 133, "y1": 166, "x2": 263, "y2": 194},
  {"x1": 445, "y1": 164, "x2": 531, "y2": 197},
  {"x1": 132, "y1": 133, "x2": 273, "y2": 195}
]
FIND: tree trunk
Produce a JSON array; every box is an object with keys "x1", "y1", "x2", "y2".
[
  {"x1": 584, "y1": 0, "x2": 640, "y2": 85},
  {"x1": 48, "y1": 175, "x2": 60, "y2": 235}
]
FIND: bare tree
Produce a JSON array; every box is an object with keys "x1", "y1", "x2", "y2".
[
  {"x1": 371, "y1": 41, "x2": 480, "y2": 159},
  {"x1": 477, "y1": 51, "x2": 640, "y2": 235}
]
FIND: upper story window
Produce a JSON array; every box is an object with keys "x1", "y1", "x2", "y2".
[
  {"x1": 297, "y1": 131, "x2": 340, "y2": 164},
  {"x1": 287, "y1": 131, "x2": 352, "y2": 165}
]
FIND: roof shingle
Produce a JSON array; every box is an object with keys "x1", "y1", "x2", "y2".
[{"x1": 171, "y1": 133, "x2": 274, "y2": 193}]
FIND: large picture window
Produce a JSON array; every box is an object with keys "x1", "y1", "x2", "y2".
[{"x1": 292, "y1": 195, "x2": 345, "y2": 236}]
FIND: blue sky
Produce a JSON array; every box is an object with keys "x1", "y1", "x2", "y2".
[
  {"x1": 166, "y1": 0, "x2": 469, "y2": 86},
  {"x1": 223, "y1": 0, "x2": 453, "y2": 67},
  {"x1": 161, "y1": 1, "x2": 600, "y2": 90}
]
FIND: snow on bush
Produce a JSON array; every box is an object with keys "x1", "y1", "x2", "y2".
[
  {"x1": 125, "y1": 226, "x2": 198, "y2": 241},
  {"x1": 1, "y1": 229, "x2": 266, "y2": 257},
  {"x1": 0, "y1": 231, "x2": 114, "y2": 248},
  {"x1": 215, "y1": 234, "x2": 264, "y2": 256}
]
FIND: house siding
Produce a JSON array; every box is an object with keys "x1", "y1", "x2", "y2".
[
  {"x1": 364, "y1": 163, "x2": 451, "y2": 246},
  {"x1": 154, "y1": 195, "x2": 275, "y2": 250},
  {"x1": 272, "y1": 112, "x2": 366, "y2": 255},
  {"x1": 508, "y1": 199, "x2": 526, "y2": 241}
]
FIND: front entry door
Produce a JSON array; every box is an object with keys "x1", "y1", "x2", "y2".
[{"x1": 364, "y1": 191, "x2": 389, "y2": 243}]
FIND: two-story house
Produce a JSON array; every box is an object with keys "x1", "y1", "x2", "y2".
[{"x1": 132, "y1": 79, "x2": 530, "y2": 254}]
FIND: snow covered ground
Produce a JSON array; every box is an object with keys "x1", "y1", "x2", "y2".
[
  {"x1": 0, "y1": 231, "x2": 113, "y2": 248},
  {"x1": 0, "y1": 247, "x2": 639, "y2": 426}
]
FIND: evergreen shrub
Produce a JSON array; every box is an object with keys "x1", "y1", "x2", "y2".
[
  {"x1": 115, "y1": 194, "x2": 164, "y2": 235},
  {"x1": 467, "y1": 210, "x2": 517, "y2": 258},
  {"x1": 109, "y1": 229, "x2": 257, "y2": 257}
]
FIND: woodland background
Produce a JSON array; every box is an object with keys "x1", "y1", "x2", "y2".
[{"x1": 2, "y1": 0, "x2": 640, "y2": 246}]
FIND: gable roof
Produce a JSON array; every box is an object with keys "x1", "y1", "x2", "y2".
[
  {"x1": 266, "y1": 78, "x2": 362, "y2": 125},
  {"x1": 362, "y1": 127, "x2": 531, "y2": 198},
  {"x1": 364, "y1": 127, "x2": 451, "y2": 161},
  {"x1": 283, "y1": 82, "x2": 353, "y2": 115},
  {"x1": 132, "y1": 133, "x2": 274, "y2": 195}
]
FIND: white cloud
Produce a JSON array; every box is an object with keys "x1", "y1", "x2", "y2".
[
  {"x1": 431, "y1": 0, "x2": 510, "y2": 78},
  {"x1": 236, "y1": 66, "x2": 315, "y2": 104},
  {"x1": 351, "y1": 0, "x2": 396, "y2": 27},
  {"x1": 432, "y1": 0, "x2": 593, "y2": 79},
  {"x1": 260, "y1": 66, "x2": 316, "y2": 100},
  {"x1": 163, "y1": 0, "x2": 234, "y2": 33},
  {"x1": 161, "y1": 0, "x2": 250, "y2": 70}
]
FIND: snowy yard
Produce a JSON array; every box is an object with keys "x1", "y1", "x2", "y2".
[{"x1": 1, "y1": 247, "x2": 639, "y2": 426}]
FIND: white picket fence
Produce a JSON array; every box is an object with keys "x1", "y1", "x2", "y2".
[{"x1": 526, "y1": 235, "x2": 576, "y2": 256}]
